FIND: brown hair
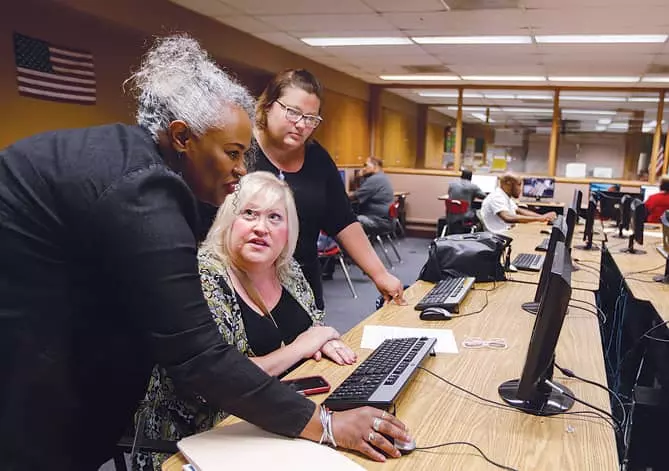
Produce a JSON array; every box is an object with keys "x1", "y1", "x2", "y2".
[
  {"x1": 256, "y1": 69, "x2": 323, "y2": 130},
  {"x1": 368, "y1": 157, "x2": 384, "y2": 168}
]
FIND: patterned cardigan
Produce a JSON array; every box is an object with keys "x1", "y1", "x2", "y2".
[{"x1": 135, "y1": 248, "x2": 325, "y2": 470}]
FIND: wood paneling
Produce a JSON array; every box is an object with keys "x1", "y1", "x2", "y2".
[
  {"x1": 425, "y1": 122, "x2": 445, "y2": 169},
  {"x1": 314, "y1": 89, "x2": 369, "y2": 166},
  {"x1": 380, "y1": 107, "x2": 417, "y2": 168}
]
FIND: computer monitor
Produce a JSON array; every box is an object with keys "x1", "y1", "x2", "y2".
[
  {"x1": 614, "y1": 195, "x2": 633, "y2": 239},
  {"x1": 571, "y1": 189, "x2": 582, "y2": 225},
  {"x1": 522, "y1": 177, "x2": 555, "y2": 201},
  {"x1": 654, "y1": 210, "x2": 669, "y2": 283},
  {"x1": 522, "y1": 217, "x2": 568, "y2": 315},
  {"x1": 642, "y1": 185, "x2": 660, "y2": 202},
  {"x1": 589, "y1": 182, "x2": 618, "y2": 201},
  {"x1": 575, "y1": 196, "x2": 598, "y2": 251},
  {"x1": 471, "y1": 174, "x2": 498, "y2": 194},
  {"x1": 620, "y1": 198, "x2": 647, "y2": 255},
  {"x1": 499, "y1": 241, "x2": 574, "y2": 415},
  {"x1": 564, "y1": 207, "x2": 576, "y2": 250},
  {"x1": 338, "y1": 169, "x2": 346, "y2": 183},
  {"x1": 596, "y1": 191, "x2": 642, "y2": 221}
]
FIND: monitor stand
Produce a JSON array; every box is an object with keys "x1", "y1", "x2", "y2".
[
  {"x1": 498, "y1": 379, "x2": 574, "y2": 416},
  {"x1": 619, "y1": 236, "x2": 647, "y2": 255},
  {"x1": 653, "y1": 255, "x2": 669, "y2": 283},
  {"x1": 574, "y1": 241, "x2": 599, "y2": 251}
]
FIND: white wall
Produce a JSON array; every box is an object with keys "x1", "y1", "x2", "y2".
[{"x1": 521, "y1": 133, "x2": 627, "y2": 178}]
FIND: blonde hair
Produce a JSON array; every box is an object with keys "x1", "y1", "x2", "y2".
[{"x1": 202, "y1": 171, "x2": 299, "y2": 279}]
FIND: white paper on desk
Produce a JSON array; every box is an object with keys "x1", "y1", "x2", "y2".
[
  {"x1": 178, "y1": 421, "x2": 365, "y2": 471},
  {"x1": 360, "y1": 325, "x2": 458, "y2": 354}
]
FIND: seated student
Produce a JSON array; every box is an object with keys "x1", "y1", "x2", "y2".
[
  {"x1": 480, "y1": 172, "x2": 557, "y2": 233},
  {"x1": 135, "y1": 172, "x2": 357, "y2": 470},
  {"x1": 447, "y1": 170, "x2": 486, "y2": 222},
  {"x1": 352, "y1": 157, "x2": 394, "y2": 233},
  {"x1": 646, "y1": 175, "x2": 669, "y2": 223}
]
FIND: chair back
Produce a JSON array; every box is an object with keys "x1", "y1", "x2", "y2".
[
  {"x1": 445, "y1": 199, "x2": 469, "y2": 216},
  {"x1": 388, "y1": 200, "x2": 400, "y2": 219}
]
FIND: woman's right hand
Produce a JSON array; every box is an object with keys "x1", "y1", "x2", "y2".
[
  {"x1": 293, "y1": 326, "x2": 340, "y2": 359},
  {"x1": 331, "y1": 407, "x2": 412, "y2": 462}
]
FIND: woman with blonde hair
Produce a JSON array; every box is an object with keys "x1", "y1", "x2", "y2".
[{"x1": 136, "y1": 172, "x2": 362, "y2": 469}]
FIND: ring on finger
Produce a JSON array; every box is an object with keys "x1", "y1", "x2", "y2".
[
  {"x1": 381, "y1": 411, "x2": 388, "y2": 420},
  {"x1": 372, "y1": 417, "x2": 382, "y2": 432},
  {"x1": 367, "y1": 431, "x2": 376, "y2": 442}
]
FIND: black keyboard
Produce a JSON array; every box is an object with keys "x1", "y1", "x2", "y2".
[
  {"x1": 535, "y1": 238, "x2": 549, "y2": 252},
  {"x1": 323, "y1": 337, "x2": 437, "y2": 411},
  {"x1": 414, "y1": 276, "x2": 475, "y2": 313},
  {"x1": 512, "y1": 253, "x2": 544, "y2": 271}
]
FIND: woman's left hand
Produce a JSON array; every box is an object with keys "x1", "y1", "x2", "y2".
[
  {"x1": 319, "y1": 339, "x2": 357, "y2": 365},
  {"x1": 373, "y1": 271, "x2": 407, "y2": 306}
]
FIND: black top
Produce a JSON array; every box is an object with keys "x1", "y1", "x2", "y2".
[
  {"x1": 253, "y1": 141, "x2": 357, "y2": 306},
  {"x1": 238, "y1": 288, "x2": 313, "y2": 357},
  {"x1": 0, "y1": 124, "x2": 314, "y2": 470}
]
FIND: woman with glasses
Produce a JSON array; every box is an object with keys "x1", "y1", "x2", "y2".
[{"x1": 253, "y1": 69, "x2": 404, "y2": 309}]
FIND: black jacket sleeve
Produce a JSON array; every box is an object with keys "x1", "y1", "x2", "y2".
[{"x1": 89, "y1": 166, "x2": 315, "y2": 436}]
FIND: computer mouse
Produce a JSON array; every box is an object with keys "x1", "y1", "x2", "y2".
[
  {"x1": 420, "y1": 306, "x2": 452, "y2": 321},
  {"x1": 394, "y1": 438, "x2": 417, "y2": 455},
  {"x1": 540, "y1": 229, "x2": 551, "y2": 235}
]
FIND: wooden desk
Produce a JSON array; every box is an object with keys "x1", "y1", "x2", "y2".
[
  {"x1": 164, "y1": 280, "x2": 616, "y2": 470},
  {"x1": 608, "y1": 235, "x2": 669, "y2": 321}
]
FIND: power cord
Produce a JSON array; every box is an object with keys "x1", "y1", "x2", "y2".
[
  {"x1": 554, "y1": 363, "x2": 627, "y2": 429},
  {"x1": 568, "y1": 303, "x2": 603, "y2": 322},
  {"x1": 451, "y1": 280, "x2": 499, "y2": 318},
  {"x1": 568, "y1": 299, "x2": 607, "y2": 323},
  {"x1": 416, "y1": 441, "x2": 517, "y2": 471},
  {"x1": 624, "y1": 263, "x2": 666, "y2": 276},
  {"x1": 417, "y1": 366, "x2": 620, "y2": 433}
]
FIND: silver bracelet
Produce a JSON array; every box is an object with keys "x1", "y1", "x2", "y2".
[
  {"x1": 326, "y1": 409, "x2": 337, "y2": 448},
  {"x1": 318, "y1": 405, "x2": 337, "y2": 447}
]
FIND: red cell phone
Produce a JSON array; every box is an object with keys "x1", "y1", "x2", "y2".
[{"x1": 281, "y1": 375, "x2": 331, "y2": 396}]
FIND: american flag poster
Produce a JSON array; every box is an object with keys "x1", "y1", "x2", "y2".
[
  {"x1": 13, "y1": 33, "x2": 96, "y2": 105},
  {"x1": 657, "y1": 145, "x2": 665, "y2": 176}
]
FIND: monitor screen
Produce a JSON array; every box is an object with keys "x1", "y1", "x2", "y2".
[
  {"x1": 338, "y1": 169, "x2": 346, "y2": 184},
  {"x1": 589, "y1": 182, "x2": 618, "y2": 201},
  {"x1": 522, "y1": 178, "x2": 555, "y2": 200},
  {"x1": 471, "y1": 175, "x2": 498, "y2": 194},
  {"x1": 642, "y1": 185, "x2": 660, "y2": 202}
]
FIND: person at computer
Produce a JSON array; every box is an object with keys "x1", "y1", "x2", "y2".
[
  {"x1": 447, "y1": 169, "x2": 486, "y2": 222},
  {"x1": 252, "y1": 69, "x2": 404, "y2": 309},
  {"x1": 0, "y1": 35, "x2": 410, "y2": 469},
  {"x1": 135, "y1": 171, "x2": 358, "y2": 470},
  {"x1": 480, "y1": 173, "x2": 557, "y2": 233},
  {"x1": 351, "y1": 156, "x2": 395, "y2": 233},
  {"x1": 645, "y1": 175, "x2": 669, "y2": 223}
]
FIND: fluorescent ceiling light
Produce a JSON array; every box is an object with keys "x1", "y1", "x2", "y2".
[
  {"x1": 471, "y1": 112, "x2": 494, "y2": 123},
  {"x1": 549, "y1": 76, "x2": 640, "y2": 83},
  {"x1": 380, "y1": 75, "x2": 460, "y2": 81},
  {"x1": 595, "y1": 125, "x2": 608, "y2": 131},
  {"x1": 560, "y1": 95, "x2": 627, "y2": 102},
  {"x1": 563, "y1": 109, "x2": 617, "y2": 115},
  {"x1": 417, "y1": 91, "x2": 482, "y2": 98},
  {"x1": 536, "y1": 34, "x2": 667, "y2": 44},
  {"x1": 483, "y1": 93, "x2": 516, "y2": 99},
  {"x1": 516, "y1": 94, "x2": 553, "y2": 100},
  {"x1": 500, "y1": 107, "x2": 553, "y2": 113},
  {"x1": 412, "y1": 35, "x2": 532, "y2": 45},
  {"x1": 447, "y1": 106, "x2": 488, "y2": 111},
  {"x1": 598, "y1": 118, "x2": 613, "y2": 125},
  {"x1": 628, "y1": 96, "x2": 660, "y2": 102},
  {"x1": 462, "y1": 75, "x2": 546, "y2": 82},
  {"x1": 608, "y1": 123, "x2": 629, "y2": 130},
  {"x1": 641, "y1": 76, "x2": 669, "y2": 83},
  {"x1": 300, "y1": 37, "x2": 413, "y2": 46}
]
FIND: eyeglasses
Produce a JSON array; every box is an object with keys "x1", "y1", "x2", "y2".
[
  {"x1": 461, "y1": 337, "x2": 508, "y2": 350},
  {"x1": 275, "y1": 100, "x2": 323, "y2": 128}
]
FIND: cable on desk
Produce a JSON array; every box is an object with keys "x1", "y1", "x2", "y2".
[
  {"x1": 505, "y1": 278, "x2": 538, "y2": 287},
  {"x1": 452, "y1": 288, "x2": 489, "y2": 318},
  {"x1": 417, "y1": 366, "x2": 619, "y2": 433},
  {"x1": 569, "y1": 299, "x2": 607, "y2": 324},
  {"x1": 568, "y1": 303, "x2": 602, "y2": 322},
  {"x1": 555, "y1": 363, "x2": 627, "y2": 431},
  {"x1": 624, "y1": 277, "x2": 663, "y2": 284},
  {"x1": 642, "y1": 320, "x2": 669, "y2": 343},
  {"x1": 544, "y1": 380, "x2": 623, "y2": 433},
  {"x1": 624, "y1": 263, "x2": 666, "y2": 276},
  {"x1": 416, "y1": 441, "x2": 518, "y2": 471}
]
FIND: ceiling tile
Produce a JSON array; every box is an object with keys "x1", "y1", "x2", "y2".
[
  {"x1": 536, "y1": 44, "x2": 664, "y2": 57},
  {"x1": 362, "y1": 0, "x2": 448, "y2": 13},
  {"x1": 258, "y1": 14, "x2": 397, "y2": 32},
  {"x1": 450, "y1": 65, "x2": 547, "y2": 75},
  {"x1": 526, "y1": 7, "x2": 669, "y2": 34},
  {"x1": 382, "y1": 10, "x2": 528, "y2": 34},
  {"x1": 220, "y1": 0, "x2": 373, "y2": 15},
  {"x1": 311, "y1": 44, "x2": 425, "y2": 58},
  {"x1": 215, "y1": 15, "x2": 277, "y2": 33},
  {"x1": 169, "y1": 0, "x2": 241, "y2": 16},
  {"x1": 341, "y1": 53, "x2": 442, "y2": 66},
  {"x1": 522, "y1": 0, "x2": 669, "y2": 8}
]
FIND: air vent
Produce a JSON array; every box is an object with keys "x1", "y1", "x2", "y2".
[
  {"x1": 445, "y1": 0, "x2": 519, "y2": 11},
  {"x1": 403, "y1": 65, "x2": 453, "y2": 74},
  {"x1": 646, "y1": 63, "x2": 669, "y2": 74}
]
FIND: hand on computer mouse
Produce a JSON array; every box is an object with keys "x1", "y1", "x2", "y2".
[{"x1": 331, "y1": 407, "x2": 412, "y2": 461}]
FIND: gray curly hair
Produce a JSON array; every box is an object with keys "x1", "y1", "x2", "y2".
[{"x1": 125, "y1": 34, "x2": 255, "y2": 142}]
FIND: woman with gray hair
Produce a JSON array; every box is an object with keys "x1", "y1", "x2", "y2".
[
  {"x1": 0, "y1": 34, "x2": 411, "y2": 470},
  {"x1": 136, "y1": 171, "x2": 357, "y2": 469}
]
